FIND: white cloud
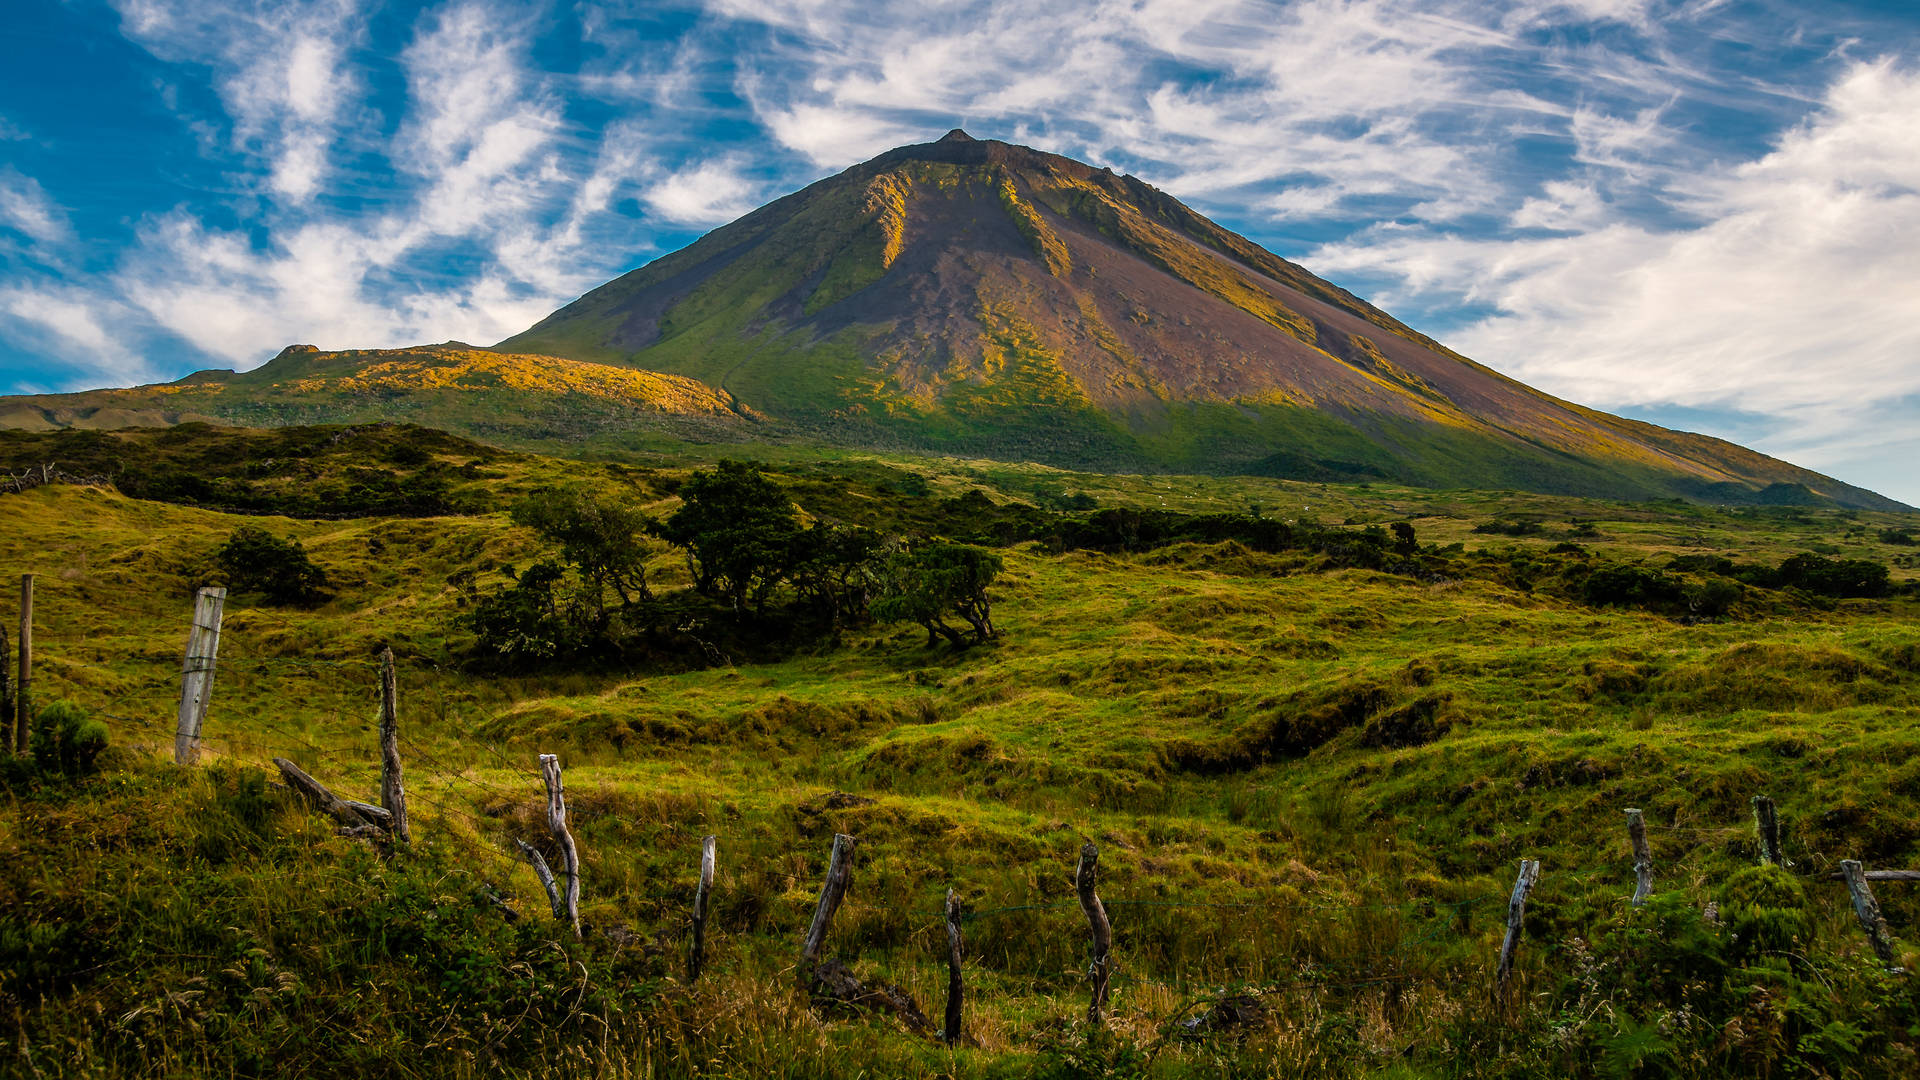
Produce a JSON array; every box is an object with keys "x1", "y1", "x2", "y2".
[
  {"x1": 0, "y1": 286, "x2": 148, "y2": 384},
  {"x1": 645, "y1": 161, "x2": 761, "y2": 225},
  {"x1": 109, "y1": 1, "x2": 366, "y2": 208},
  {"x1": 1310, "y1": 59, "x2": 1920, "y2": 481},
  {"x1": 1509, "y1": 180, "x2": 1608, "y2": 231},
  {"x1": 0, "y1": 171, "x2": 70, "y2": 246}
]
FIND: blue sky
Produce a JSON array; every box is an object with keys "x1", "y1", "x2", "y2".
[{"x1": 2, "y1": 0, "x2": 1918, "y2": 504}]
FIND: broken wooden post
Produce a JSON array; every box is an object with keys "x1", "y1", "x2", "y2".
[
  {"x1": 173, "y1": 586, "x2": 226, "y2": 764},
  {"x1": 1626, "y1": 809, "x2": 1653, "y2": 908},
  {"x1": 16, "y1": 573, "x2": 32, "y2": 755},
  {"x1": 515, "y1": 839, "x2": 565, "y2": 919},
  {"x1": 800, "y1": 833, "x2": 856, "y2": 983},
  {"x1": 1076, "y1": 841, "x2": 1113, "y2": 1025},
  {"x1": 944, "y1": 887, "x2": 964, "y2": 1046},
  {"x1": 274, "y1": 757, "x2": 383, "y2": 831},
  {"x1": 689, "y1": 834, "x2": 716, "y2": 983},
  {"x1": 540, "y1": 753, "x2": 581, "y2": 937},
  {"x1": 1829, "y1": 869, "x2": 1920, "y2": 883},
  {"x1": 340, "y1": 799, "x2": 393, "y2": 827},
  {"x1": 1752, "y1": 795, "x2": 1784, "y2": 866},
  {"x1": 1840, "y1": 860, "x2": 1902, "y2": 967},
  {"x1": 1496, "y1": 858, "x2": 1541, "y2": 1000},
  {"x1": 378, "y1": 647, "x2": 409, "y2": 845}
]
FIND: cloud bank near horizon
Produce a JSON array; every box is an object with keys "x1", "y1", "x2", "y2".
[{"x1": 1, "y1": 0, "x2": 1917, "y2": 502}]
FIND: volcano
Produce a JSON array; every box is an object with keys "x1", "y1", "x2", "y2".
[{"x1": 500, "y1": 129, "x2": 1897, "y2": 508}]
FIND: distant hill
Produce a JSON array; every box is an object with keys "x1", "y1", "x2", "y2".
[
  {"x1": 498, "y1": 129, "x2": 1904, "y2": 511},
  {"x1": 0, "y1": 343, "x2": 760, "y2": 446}
]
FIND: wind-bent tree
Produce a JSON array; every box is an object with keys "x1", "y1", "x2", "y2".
[
  {"x1": 510, "y1": 488, "x2": 653, "y2": 627},
  {"x1": 873, "y1": 543, "x2": 1003, "y2": 648}
]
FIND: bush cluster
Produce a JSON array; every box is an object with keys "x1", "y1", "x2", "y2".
[
  {"x1": 463, "y1": 461, "x2": 1003, "y2": 668},
  {"x1": 29, "y1": 700, "x2": 108, "y2": 776}
]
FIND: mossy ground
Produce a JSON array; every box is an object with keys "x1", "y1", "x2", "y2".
[{"x1": 4, "y1": 442, "x2": 1920, "y2": 1078}]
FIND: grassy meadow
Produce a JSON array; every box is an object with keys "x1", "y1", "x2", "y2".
[{"x1": 4, "y1": 430, "x2": 1920, "y2": 1078}]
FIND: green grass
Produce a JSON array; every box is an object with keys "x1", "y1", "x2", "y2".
[{"x1": 4, "y1": 443, "x2": 1920, "y2": 1078}]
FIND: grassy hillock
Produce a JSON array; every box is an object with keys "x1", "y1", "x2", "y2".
[
  {"x1": 4, "y1": 433, "x2": 1920, "y2": 1078},
  {"x1": 0, "y1": 344, "x2": 761, "y2": 451}
]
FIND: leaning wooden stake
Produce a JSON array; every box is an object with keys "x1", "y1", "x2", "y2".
[
  {"x1": 689, "y1": 835, "x2": 717, "y2": 983},
  {"x1": 1752, "y1": 795, "x2": 1784, "y2": 866},
  {"x1": 800, "y1": 833, "x2": 857, "y2": 983},
  {"x1": 1496, "y1": 858, "x2": 1541, "y2": 1000},
  {"x1": 539, "y1": 754, "x2": 581, "y2": 937},
  {"x1": 173, "y1": 586, "x2": 226, "y2": 764},
  {"x1": 274, "y1": 757, "x2": 383, "y2": 831},
  {"x1": 16, "y1": 573, "x2": 33, "y2": 755},
  {"x1": 1626, "y1": 809, "x2": 1654, "y2": 907},
  {"x1": 1840, "y1": 860, "x2": 1902, "y2": 967},
  {"x1": 944, "y1": 888, "x2": 964, "y2": 1046},
  {"x1": 515, "y1": 839, "x2": 565, "y2": 918},
  {"x1": 377, "y1": 648, "x2": 410, "y2": 845},
  {"x1": 1076, "y1": 842, "x2": 1114, "y2": 1025}
]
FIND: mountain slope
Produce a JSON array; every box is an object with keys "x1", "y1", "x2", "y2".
[
  {"x1": 0, "y1": 343, "x2": 760, "y2": 446},
  {"x1": 502, "y1": 130, "x2": 1901, "y2": 510}
]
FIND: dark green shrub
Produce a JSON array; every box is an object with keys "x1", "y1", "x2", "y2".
[
  {"x1": 462, "y1": 561, "x2": 582, "y2": 665},
  {"x1": 30, "y1": 699, "x2": 108, "y2": 776},
  {"x1": 1718, "y1": 865, "x2": 1814, "y2": 961},
  {"x1": 1582, "y1": 563, "x2": 1685, "y2": 610},
  {"x1": 1775, "y1": 552, "x2": 1891, "y2": 599},
  {"x1": 1473, "y1": 519, "x2": 1545, "y2": 536},
  {"x1": 216, "y1": 526, "x2": 330, "y2": 606},
  {"x1": 1684, "y1": 577, "x2": 1743, "y2": 617}
]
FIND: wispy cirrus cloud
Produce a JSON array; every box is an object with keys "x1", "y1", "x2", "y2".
[
  {"x1": 1310, "y1": 60, "x2": 1920, "y2": 480},
  {"x1": 0, "y1": 170, "x2": 71, "y2": 248}
]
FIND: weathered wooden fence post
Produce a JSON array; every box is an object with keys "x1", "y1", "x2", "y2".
[
  {"x1": 1752, "y1": 795, "x2": 1784, "y2": 866},
  {"x1": 16, "y1": 573, "x2": 33, "y2": 755},
  {"x1": 1496, "y1": 858, "x2": 1541, "y2": 1000},
  {"x1": 689, "y1": 835, "x2": 716, "y2": 983},
  {"x1": 540, "y1": 754, "x2": 581, "y2": 937},
  {"x1": 1840, "y1": 860, "x2": 1902, "y2": 967},
  {"x1": 1626, "y1": 809, "x2": 1654, "y2": 907},
  {"x1": 799, "y1": 833, "x2": 856, "y2": 985},
  {"x1": 944, "y1": 887, "x2": 964, "y2": 1046},
  {"x1": 378, "y1": 647, "x2": 409, "y2": 845},
  {"x1": 0, "y1": 623, "x2": 11, "y2": 755},
  {"x1": 1076, "y1": 842, "x2": 1113, "y2": 1025},
  {"x1": 515, "y1": 839, "x2": 565, "y2": 918},
  {"x1": 173, "y1": 586, "x2": 226, "y2": 764}
]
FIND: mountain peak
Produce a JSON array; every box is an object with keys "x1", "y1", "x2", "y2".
[{"x1": 492, "y1": 134, "x2": 1902, "y2": 509}]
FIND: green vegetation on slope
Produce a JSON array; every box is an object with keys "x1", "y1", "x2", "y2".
[{"x1": 3, "y1": 432, "x2": 1920, "y2": 1078}]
